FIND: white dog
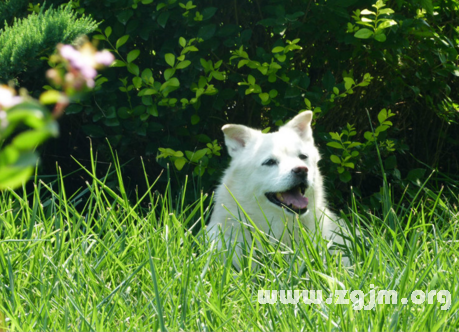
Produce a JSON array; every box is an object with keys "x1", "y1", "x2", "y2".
[{"x1": 206, "y1": 111, "x2": 349, "y2": 269}]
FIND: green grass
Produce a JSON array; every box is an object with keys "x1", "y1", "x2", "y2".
[{"x1": 1, "y1": 149, "x2": 459, "y2": 331}]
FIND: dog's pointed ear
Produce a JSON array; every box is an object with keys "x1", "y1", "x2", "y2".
[
  {"x1": 282, "y1": 111, "x2": 313, "y2": 140},
  {"x1": 222, "y1": 124, "x2": 258, "y2": 157}
]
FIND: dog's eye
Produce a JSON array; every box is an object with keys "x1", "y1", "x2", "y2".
[
  {"x1": 299, "y1": 154, "x2": 308, "y2": 160},
  {"x1": 262, "y1": 159, "x2": 278, "y2": 166}
]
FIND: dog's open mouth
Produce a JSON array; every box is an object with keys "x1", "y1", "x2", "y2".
[{"x1": 265, "y1": 183, "x2": 308, "y2": 214}]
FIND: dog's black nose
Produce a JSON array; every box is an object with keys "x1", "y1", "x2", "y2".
[{"x1": 292, "y1": 166, "x2": 308, "y2": 175}]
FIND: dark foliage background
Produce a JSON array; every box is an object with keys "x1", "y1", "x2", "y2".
[{"x1": 2, "y1": 0, "x2": 458, "y2": 210}]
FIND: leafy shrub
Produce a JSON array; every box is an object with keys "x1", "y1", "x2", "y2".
[
  {"x1": 0, "y1": 90, "x2": 59, "y2": 189},
  {"x1": 0, "y1": 42, "x2": 114, "y2": 190},
  {"x1": 0, "y1": 3, "x2": 98, "y2": 81},
  {"x1": 10, "y1": 0, "x2": 459, "y2": 207},
  {"x1": 0, "y1": 0, "x2": 28, "y2": 26}
]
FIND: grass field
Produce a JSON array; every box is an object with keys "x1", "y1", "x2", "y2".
[{"x1": 1, "y1": 151, "x2": 458, "y2": 331}]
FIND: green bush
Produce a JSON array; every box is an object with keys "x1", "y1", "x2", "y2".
[
  {"x1": 0, "y1": 3, "x2": 98, "y2": 81},
  {"x1": 11, "y1": 0, "x2": 459, "y2": 208},
  {"x1": 0, "y1": 0, "x2": 28, "y2": 26}
]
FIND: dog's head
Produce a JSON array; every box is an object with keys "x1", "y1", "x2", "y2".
[{"x1": 222, "y1": 111, "x2": 320, "y2": 215}]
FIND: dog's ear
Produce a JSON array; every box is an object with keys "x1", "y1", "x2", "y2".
[
  {"x1": 282, "y1": 111, "x2": 313, "y2": 140},
  {"x1": 222, "y1": 124, "x2": 258, "y2": 157}
]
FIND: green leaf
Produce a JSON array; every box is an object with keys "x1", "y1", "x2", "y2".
[
  {"x1": 197, "y1": 24, "x2": 216, "y2": 40},
  {"x1": 138, "y1": 88, "x2": 157, "y2": 96},
  {"x1": 284, "y1": 87, "x2": 300, "y2": 99},
  {"x1": 339, "y1": 170, "x2": 352, "y2": 183},
  {"x1": 93, "y1": 34, "x2": 106, "y2": 40},
  {"x1": 198, "y1": 76, "x2": 207, "y2": 89},
  {"x1": 173, "y1": 150, "x2": 184, "y2": 158},
  {"x1": 39, "y1": 90, "x2": 62, "y2": 104},
  {"x1": 176, "y1": 60, "x2": 191, "y2": 69},
  {"x1": 147, "y1": 104, "x2": 158, "y2": 116},
  {"x1": 165, "y1": 53, "x2": 175, "y2": 67},
  {"x1": 378, "y1": 109, "x2": 388, "y2": 124},
  {"x1": 186, "y1": 148, "x2": 208, "y2": 163},
  {"x1": 258, "y1": 66, "x2": 268, "y2": 75},
  {"x1": 116, "y1": 35, "x2": 129, "y2": 49},
  {"x1": 364, "y1": 131, "x2": 375, "y2": 141},
  {"x1": 191, "y1": 114, "x2": 200, "y2": 125},
  {"x1": 354, "y1": 28, "x2": 373, "y2": 39},
  {"x1": 333, "y1": 87, "x2": 339, "y2": 95},
  {"x1": 160, "y1": 77, "x2": 180, "y2": 91},
  {"x1": 329, "y1": 132, "x2": 340, "y2": 140},
  {"x1": 330, "y1": 155, "x2": 341, "y2": 164},
  {"x1": 276, "y1": 54, "x2": 286, "y2": 62},
  {"x1": 0, "y1": 165, "x2": 34, "y2": 190},
  {"x1": 272, "y1": 46, "x2": 284, "y2": 53},
  {"x1": 379, "y1": 8, "x2": 394, "y2": 15},
  {"x1": 174, "y1": 157, "x2": 187, "y2": 170},
  {"x1": 407, "y1": 168, "x2": 426, "y2": 182},
  {"x1": 374, "y1": 32, "x2": 386, "y2": 42},
  {"x1": 141, "y1": 68, "x2": 153, "y2": 82},
  {"x1": 268, "y1": 73, "x2": 277, "y2": 83},
  {"x1": 211, "y1": 71, "x2": 225, "y2": 81},
  {"x1": 343, "y1": 77, "x2": 355, "y2": 90},
  {"x1": 202, "y1": 7, "x2": 218, "y2": 20},
  {"x1": 96, "y1": 77, "x2": 108, "y2": 86},
  {"x1": 117, "y1": 107, "x2": 130, "y2": 119},
  {"x1": 269, "y1": 89, "x2": 278, "y2": 98},
  {"x1": 259, "y1": 93, "x2": 269, "y2": 102},
  {"x1": 142, "y1": 96, "x2": 153, "y2": 106},
  {"x1": 238, "y1": 59, "x2": 249, "y2": 68},
  {"x1": 12, "y1": 130, "x2": 51, "y2": 150},
  {"x1": 157, "y1": 11, "x2": 170, "y2": 28},
  {"x1": 200, "y1": 58, "x2": 210, "y2": 71},
  {"x1": 132, "y1": 77, "x2": 143, "y2": 89},
  {"x1": 105, "y1": 26, "x2": 112, "y2": 38},
  {"x1": 378, "y1": 19, "x2": 397, "y2": 29},
  {"x1": 194, "y1": 165, "x2": 206, "y2": 176},
  {"x1": 111, "y1": 59, "x2": 126, "y2": 67},
  {"x1": 179, "y1": 37, "x2": 186, "y2": 48},
  {"x1": 164, "y1": 68, "x2": 176, "y2": 80},
  {"x1": 127, "y1": 50, "x2": 140, "y2": 63},
  {"x1": 65, "y1": 104, "x2": 83, "y2": 115},
  {"x1": 116, "y1": 9, "x2": 133, "y2": 25},
  {"x1": 420, "y1": 0, "x2": 433, "y2": 14},
  {"x1": 104, "y1": 118, "x2": 120, "y2": 127},
  {"x1": 360, "y1": 9, "x2": 376, "y2": 15},
  {"x1": 248, "y1": 75, "x2": 255, "y2": 85},
  {"x1": 327, "y1": 142, "x2": 343, "y2": 149},
  {"x1": 127, "y1": 63, "x2": 140, "y2": 76}
]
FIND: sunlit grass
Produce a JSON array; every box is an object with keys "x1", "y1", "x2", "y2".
[{"x1": 0, "y1": 147, "x2": 458, "y2": 331}]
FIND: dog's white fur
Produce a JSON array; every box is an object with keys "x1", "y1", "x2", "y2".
[{"x1": 206, "y1": 111, "x2": 347, "y2": 268}]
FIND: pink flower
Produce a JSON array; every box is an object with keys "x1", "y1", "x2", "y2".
[
  {"x1": 95, "y1": 50, "x2": 115, "y2": 66},
  {"x1": 0, "y1": 85, "x2": 23, "y2": 110},
  {"x1": 58, "y1": 43, "x2": 114, "y2": 88}
]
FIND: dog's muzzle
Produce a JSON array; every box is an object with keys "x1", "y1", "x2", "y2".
[{"x1": 265, "y1": 180, "x2": 309, "y2": 215}]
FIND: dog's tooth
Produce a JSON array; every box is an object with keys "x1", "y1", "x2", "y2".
[{"x1": 276, "y1": 193, "x2": 284, "y2": 202}]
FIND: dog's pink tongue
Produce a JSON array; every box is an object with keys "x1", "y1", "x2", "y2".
[{"x1": 282, "y1": 188, "x2": 308, "y2": 209}]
